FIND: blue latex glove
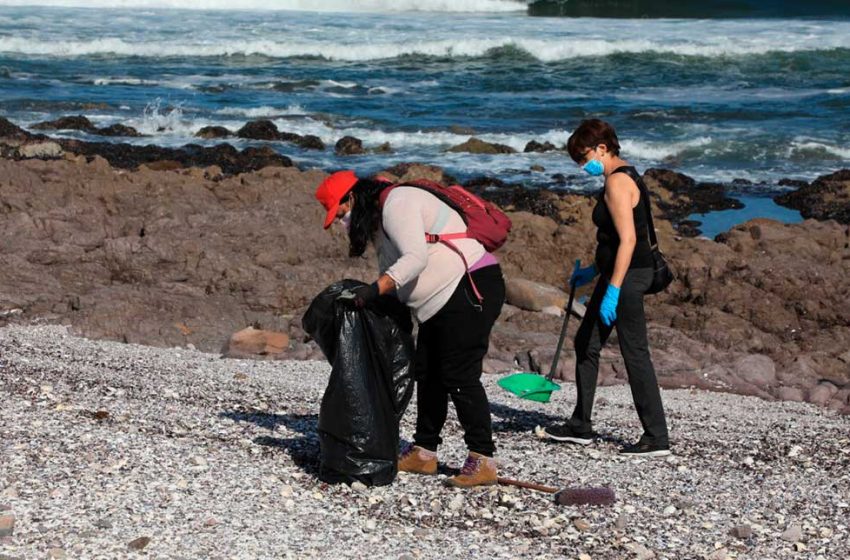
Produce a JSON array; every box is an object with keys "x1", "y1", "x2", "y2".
[
  {"x1": 570, "y1": 263, "x2": 598, "y2": 288},
  {"x1": 599, "y1": 283, "x2": 620, "y2": 326}
]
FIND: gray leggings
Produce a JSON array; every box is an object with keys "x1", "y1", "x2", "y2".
[{"x1": 568, "y1": 267, "x2": 669, "y2": 446}]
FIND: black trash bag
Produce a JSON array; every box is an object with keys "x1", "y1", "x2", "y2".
[{"x1": 302, "y1": 279, "x2": 415, "y2": 486}]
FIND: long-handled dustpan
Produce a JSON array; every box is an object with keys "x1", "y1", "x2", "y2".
[{"x1": 497, "y1": 260, "x2": 580, "y2": 403}]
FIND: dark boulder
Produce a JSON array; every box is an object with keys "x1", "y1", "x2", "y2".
[
  {"x1": 195, "y1": 126, "x2": 233, "y2": 139},
  {"x1": 237, "y1": 120, "x2": 281, "y2": 141},
  {"x1": 448, "y1": 137, "x2": 516, "y2": 155},
  {"x1": 774, "y1": 169, "x2": 850, "y2": 224},
  {"x1": 524, "y1": 140, "x2": 558, "y2": 153},
  {"x1": 0, "y1": 117, "x2": 31, "y2": 140},
  {"x1": 96, "y1": 124, "x2": 142, "y2": 137},
  {"x1": 642, "y1": 168, "x2": 743, "y2": 225},
  {"x1": 32, "y1": 115, "x2": 97, "y2": 133},
  {"x1": 297, "y1": 135, "x2": 325, "y2": 151},
  {"x1": 57, "y1": 138, "x2": 292, "y2": 175},
  {"x1": 335, "y1": 136, "x2": 365, "y2": 156}
]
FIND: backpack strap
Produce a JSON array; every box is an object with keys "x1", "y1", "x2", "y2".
[
  {"x1": 380, "y1": 181, "x2": 484, "y2": 306},
  {"x1": 610, "y1": 166, "x2": 659, "y2": 250}
]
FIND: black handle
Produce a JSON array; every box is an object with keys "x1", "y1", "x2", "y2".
[{"x1": 547, "y1": 261, "x2": 580, "y2": 381}]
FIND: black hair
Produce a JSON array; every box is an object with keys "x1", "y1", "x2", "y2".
[{"x1": 347, "y1": 178, "x2": 390, "y2": 257}]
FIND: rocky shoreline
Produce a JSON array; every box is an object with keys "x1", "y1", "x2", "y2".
[{"x1": 0, "y1": 117, "x2": 849, "y2": 414}]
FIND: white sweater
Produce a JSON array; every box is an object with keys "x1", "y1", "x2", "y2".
[{"x1": 379, "y1": 187, "x2": 486, "y2": 322}]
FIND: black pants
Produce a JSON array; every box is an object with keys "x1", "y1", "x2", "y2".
[
  {"x1": 568, "y1": 268, "x2": 669, "y2": 446},
  {"x1": 413, "y1": 265, "x2": 505, "y2": 457}
]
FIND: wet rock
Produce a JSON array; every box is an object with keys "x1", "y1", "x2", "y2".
[
  {"x1": 32, "y1": 115, "x2": 97, "y2": 133},
  {"x1": 223, "y1": 327, "x2": 289, "y2": 358},
  {"x1": 96, "y1": 124, "x2": 142, "y2": 137},
  {"x1": 0, "y1": 116, "x2": 31, "y2": 140},
  {"x1": 381, "y1": 163, "x2": 454, "y2": 184},
  {"x1": 335, "y1": 136, "x2": 365, "y2": 155},
  {"x1": 775, "y1": 169, "x2": 850, "y2": 224},
  {"x1": 530, "y1": 164, "x2": 545, "y2": 172},
  {"x1": 449, "y1": 125, "x2": 476, "y2": 135},
  {"x1": 642, "y1": 168, "x2": 743, "y2": 222},
  {"x1": 196, "y1": 126, "x2": 233, "y2": 139},
  {"x1": 372, "y1": 142, "x2": 393, "y2": 154},
  {"x1": 237, "y1": 120, "x2": 281, "y2": 141},
  {"x1": 297, "y1": 134, "x2": 325, "y2": 151},
  {"x1": 56, "y1": 139, "x2": 292, "y2": 175},
  {"x1": 448, "y1": 137, "x2": 516, "y2": 155},
  {"x1": 524, "y1": 140, "x2": 558, "y2": 153}
]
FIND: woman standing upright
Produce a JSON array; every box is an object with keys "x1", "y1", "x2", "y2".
[
  {"x1": 542, "y1": 119, "x2": 670, "y2": 456},
  {"x1": 314, "y1": 171, "x2": 506, "y2": 486}
]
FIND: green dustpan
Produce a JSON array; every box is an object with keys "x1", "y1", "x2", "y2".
[
  {"x1": 498, "y1": 260, "x2": 580, "y2": 404},
  {"x1": 497, "y1": 373, "x2": 561, "y2": 403}
]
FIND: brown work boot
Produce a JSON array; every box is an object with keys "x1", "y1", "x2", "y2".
[
  {"x1": 445, "y1": 452, "x2": 497, "y2": 488},
  {"x1": 398, "y1": 442, "x2": 438, "y2": 475}
]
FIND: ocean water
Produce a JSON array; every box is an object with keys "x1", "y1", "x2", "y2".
[{"x1": 0, "y1": 0, "x2": 849, "y2": 197}]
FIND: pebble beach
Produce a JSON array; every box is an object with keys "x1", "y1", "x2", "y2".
[{"x1": 2, "y1": 324, "x2": 848, "y2": 559}]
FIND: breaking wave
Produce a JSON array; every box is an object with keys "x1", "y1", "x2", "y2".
[
  {"x1": 2, "y1": 36, "x2": 849, "y2": 62},
  {"x1": 0, "y1": 0, "x2": 526, "y2": 12}
]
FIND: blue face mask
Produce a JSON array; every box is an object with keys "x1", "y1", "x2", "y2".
[{"x1": 582, "y1": 158, "x2": 605, "y2": 177}]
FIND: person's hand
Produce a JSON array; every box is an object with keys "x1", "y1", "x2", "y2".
[
  {"x1": 599, "y1": 283, "x2": 620, "y2": 326},
  {"x1": 570, "y1": 263, "x2": 598, "y2": 288},
  {"x1": 349, "y1": 282, "x2": 379, "y2": 309}
]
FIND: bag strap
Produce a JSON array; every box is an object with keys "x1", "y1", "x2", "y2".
[
  {"x1": 380, "y1": 181, "x2": 484, "y2": 306},
  {"x1": 611, "y1": 166, "x2": 659, "y2": 250}
]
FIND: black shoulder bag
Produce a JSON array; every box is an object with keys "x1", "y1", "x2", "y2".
[{"x1": 615, "y1": 167, "x2": 674, "y2": 295}]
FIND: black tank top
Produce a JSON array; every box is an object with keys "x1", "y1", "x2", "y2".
[{"x1": 592, "y1": 166, "x2": 654, "y2": 277}]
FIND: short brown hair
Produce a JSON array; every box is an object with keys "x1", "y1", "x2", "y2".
[{"x1": 566, "y1": 119, "x2": 621, "y2": 163}]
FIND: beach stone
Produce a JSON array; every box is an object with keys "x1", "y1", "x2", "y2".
[
  {"x1": 504, "y1": 278, "x2": 567, "y2": 312},
  {"x1": 781, "y1": 524, "x2": 803, "y2": 542},
  {"x1": 32, "y1": 115, "x2": 96, "y2": 132},
  {"x1": 774, "y1": 169, "x2": 850, "y2": 224},
  {"x1": 237, "y1": 120, "x2": 281, "y2": 141},
  {"x1": 524, "y1": 140, "x2": 558, "y2": 153},
  {"x1": 0, "y1": 515, "x2": 14, "y2": 537},
  {"x1": 96, "y1": 124, "x2": 142, "y2": 137},
  {"x1": 222, "y1": 327, "x2": 289, "y2": 358},
  {"x1": 335, "y1": 136, "x2": 365, "y2": 155},
  {"x1": 732, "y1": 354, "x2": 776, "y2": 389},
  {"x1": 381, "y1": 162, "x2": 451, "y2": 184},
  {"x1": 730, "y1": 524, "x2": 753, "y2": 539},
  {"x1": 626, "y1": 543, "x2": 656, "y2": 559},
  {"x1": 448, "y1": 137, "x2": 516, "y2": 155},
  {"x1": 47, "y1": 548, "x2": 66, "y2": 559},
  {"x1": 614, "y1": 513, "x2": 627, "y2": 530},
  {"x1": 777, "y1": 386, "x2": 805, "y2": 402},
  {"x1": 128, "y1": 537, "x2": 151, "y2": 550},
  {"x1": 18, "y1": 141, "x2": 63, "y2": 159},
  {"x1": 195, "y1": 126, "x2": 232, "y2": 139},
  {"x1": 573, "y1": 518, "x2": 590, "y2": 532},
  {"x1": 807, "y1": 381, "x2": 838, "y2": 405},
  {"x1": 297, "y1": 134, "x2": 325, "y2": 151}
]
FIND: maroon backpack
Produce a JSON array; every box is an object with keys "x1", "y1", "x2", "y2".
[{"x1": 378, "y1": 178, "x2": 512, "y2": 303}]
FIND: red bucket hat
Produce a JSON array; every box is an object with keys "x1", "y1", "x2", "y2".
[{"x1": 315, "y1": 170, "x2": 358, "y2": 229}]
